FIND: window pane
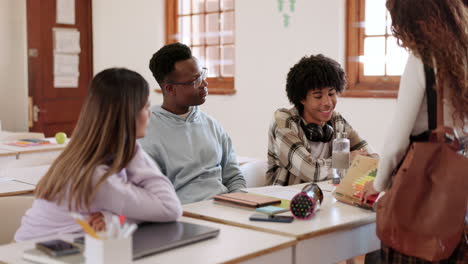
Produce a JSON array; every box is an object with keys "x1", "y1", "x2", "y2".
[
  {"x1": 386, "y1": 37, "x2": 408, "y2": 76},
  {"x1": 207, "y1": 46, "x2": 220, "y2": 77},
  {"x1": 206, "y1": 13, "x2": 220, "y2": 45},
  {"x1": 363, "y1": 37, "x2": 385, "y2": 76},
  {"x1": 206, "y1": 0, "x2": 219, "y2": 12},
  {"x1": 221, "y1": 0, "x2": 234, "y2": 10},
  {"x1": 179, "y1": 0, "x2": 191, "y2": 15},
  {"x1": 192, "y1": 46, "x2": 206, "y2": 68},
  {"x1": 221, "y1": 11, "x2": 234, "y2": 44},
  {"x1": 192, "y1": 15, "x2": 205, "y2": 45},
  {"x1": 192, "y1": 0, "x2": 205, "y2": 13},
  {"x1": 386, "y1": 11, "x2": 392, "y2": 35},
  {"x1": 221, "y1": 45, "x2": 234, "y2": 77},
  {"x1": 178, "y1": 16, "x2": 192, "y2": 46},
  {"x1": 365, "y1": 0, "x2": 386, "y2": 36}
]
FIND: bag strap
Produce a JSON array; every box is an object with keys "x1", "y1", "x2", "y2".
[
  {"x1": 423, "y1": 65, "x2": 437, "y2": 130},
  {"x1": 426, "y1": 63, "x2": 457, "y2": 145},
  {"x1": 435, "y1": 72, "x2": 445, "y2": 132}
]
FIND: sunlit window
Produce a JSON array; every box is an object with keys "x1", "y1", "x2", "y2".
[
  {"x1": 165, "y1": 0, "x2": 235, "y2": 94},
  {"x1": 362, "y1": 0, "x2": 408, "y2": 76},
  {"x1": 345, "y1": 0, "x2": 408, "y2": 98}
]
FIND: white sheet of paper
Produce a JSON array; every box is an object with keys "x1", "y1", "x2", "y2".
[
  {"x1": 54, "y1": 75, "x2": 79, "y2": 88},
  {"x1": 0, "y1": 180, "x2": 35, "y2": 196},
  {"x1": 54, "y1": 53, "x2": 79, "y2": 76},
  {"x1": 316, "y1": 180, "x2": 335, "y2": 192},
  {"x1": 241, "y1": 186, "x2": 300, "y2": 200},
  {"x1": 54, "y1": 28, "x2": 80, "y2": 53},
  {"x1": 0, "y1": 177, "x2": 14, "y2": 183},
  {"x1": 0, "y1": 165, "x2": 49, "y2": 185},
  {"x1": 56, "y1": 0, "x2": 75, "y2": 25}
]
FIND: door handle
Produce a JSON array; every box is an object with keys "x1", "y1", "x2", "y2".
[{"x1": 33, "y1": 105, "x2": 46, "y2": 122}]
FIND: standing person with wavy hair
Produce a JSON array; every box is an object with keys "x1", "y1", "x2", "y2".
[
  {"x1": 362, "y1": 0, "x2": 468, "y2": 262},
  {"x1": 15, "y1": 68, "x2": 182, "y2": 241}
]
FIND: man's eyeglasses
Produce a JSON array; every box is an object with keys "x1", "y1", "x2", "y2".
[{"x1": 167, "y1": 68, "x2": 208, "y2": 88}]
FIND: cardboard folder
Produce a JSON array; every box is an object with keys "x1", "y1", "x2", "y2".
[{"x1": 333, "y1": 155, "x2": 379, "y2": 209}]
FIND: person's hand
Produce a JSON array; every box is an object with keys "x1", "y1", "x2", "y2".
[
  {"x1": 350, "y1": 149, "x2": 368, "y2": 162},
  {"x1": 88, "y1": 212, "x2": 106, "y2": 232},
  {"x1": 361, "y1": 180, "x2": 379, "y2": 203}
]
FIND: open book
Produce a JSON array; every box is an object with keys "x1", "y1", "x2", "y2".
[{"x1": 333, "y1": 155, "x2": 379, "y2": 209}]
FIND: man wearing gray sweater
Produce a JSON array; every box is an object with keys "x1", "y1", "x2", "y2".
[{"x1": 139, "y1": 43, "x2": 246, "y2": 204}]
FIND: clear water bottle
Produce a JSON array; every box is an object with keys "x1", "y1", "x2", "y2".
[{"x1": 332, "y1": 124, "x2": 350, "y2": 184}]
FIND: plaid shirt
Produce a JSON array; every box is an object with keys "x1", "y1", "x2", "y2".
[{"x1": 266, "y1": 107, "x2": 377, "y2": 186}]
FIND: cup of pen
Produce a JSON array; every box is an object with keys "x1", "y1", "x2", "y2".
[
  {"x1": 71, "y1": 213, "x2": 136, "y2": 264},
  {"x1": 290, "y1": 183, "x2": 324, "y2": 219},
  {"x1": 85, "y1": 233, "x2": 132, "y2": 264}
]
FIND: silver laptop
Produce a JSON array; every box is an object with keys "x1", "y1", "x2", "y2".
[{"x1": 133, "y1": 221, "x2": 220, "y2": 260}]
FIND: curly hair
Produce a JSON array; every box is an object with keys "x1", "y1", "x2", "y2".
[
  {"x1": 149, "y1": 42, "x2": 192, "y2": 88},
  {"x1": 386, "y1": 0, "x2": 468, "y2": 125},
  {"x1": 286, "y1": 54, "x2": 346, "y2": 113}
]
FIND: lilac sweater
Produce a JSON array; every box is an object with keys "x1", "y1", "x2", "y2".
[{"x1": 15, "y1": 144, "x2": 182, "y2": 241}]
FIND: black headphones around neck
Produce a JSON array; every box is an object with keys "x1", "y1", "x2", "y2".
[{"x1": 300, "y1": 120, "x2": 334, "y2": 143}]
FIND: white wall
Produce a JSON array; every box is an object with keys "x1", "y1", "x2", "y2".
[
  {"x1": 93, "y1": 0, "x2": 396, "y2": 159},
  {"x1": 92, "y1": 0, "x2": 164, "y2": 92},
  {"x1": 4, "y1": 0, "x2": 396, "y2": 159},
  {"x1": 197, "y1": 0, "x2": 396, "y2": 159},
  {"x1": 0, "y1": 0, "x2": 28, "y2": 132}
]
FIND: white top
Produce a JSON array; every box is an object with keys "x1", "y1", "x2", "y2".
[
  {"x1": 309, "y1": 141, "x2": 330, "y2": 159},
  {"x1": 374, "y1": 53, "x2": 467, "y2": 191}
]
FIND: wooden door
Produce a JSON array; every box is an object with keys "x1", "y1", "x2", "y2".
[{"x1": 27, "y1": 0, "x2": 93, "y2": 136}]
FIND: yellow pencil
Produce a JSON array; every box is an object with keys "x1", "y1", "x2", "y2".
[
  {"x1": 70, "y1": 213, "x2": 101, "y2": 239},
  {"x1": 75, "y1": 219, "x2": 101, "y2": 239}
]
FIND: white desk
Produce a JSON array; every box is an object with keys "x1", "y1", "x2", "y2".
[
  {"x1": 0, "y1": 165, "x2": 49, "y2": 196},
  {"x1": 0, "y1": 217, "x2": 296, "y2": 264},
  {"x1": 0, "y1": 180, "x2": 35, "y2": 197},
  {"x1": 183, "y1": 183, "x2": 380, "y2": 264},
  {"x1": 0, "y1": 149, "x2": 18, "y2": 168},
  {"x1": 0, "y1": 138, "x2": 66, "y2": 168}
]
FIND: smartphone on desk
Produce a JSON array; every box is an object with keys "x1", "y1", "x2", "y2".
[
  {"x1": 36, "y1": 239, "x2": 81, "y2": 257},
  {"x1": 249, "y1": 213, "x2": 294, "y2": 223},
  {"x1": 73, "y1": 236, "x2": 85, "y2": 245}
]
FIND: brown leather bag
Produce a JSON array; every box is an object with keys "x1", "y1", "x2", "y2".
[{"x1": 376, "y1": 66, "x2": 468, "y2": 261}]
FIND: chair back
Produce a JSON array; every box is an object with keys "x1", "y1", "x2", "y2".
[{"x1": 0, "y1": 196, "x2": 34, "y2": 245}]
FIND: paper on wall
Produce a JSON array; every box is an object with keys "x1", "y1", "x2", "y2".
[
  {"x1": 53, "y1": 28, "x2": 80, "y2": 54},
  {"x1": 54, "y1": 53, "x2": 79, "y2": 76},
  {"x1": 54, "y1": 75, "x2": 79, "y2": 88},
  {"x1": 56, "y1": 0, "x2": 75, "y2": 25}
]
